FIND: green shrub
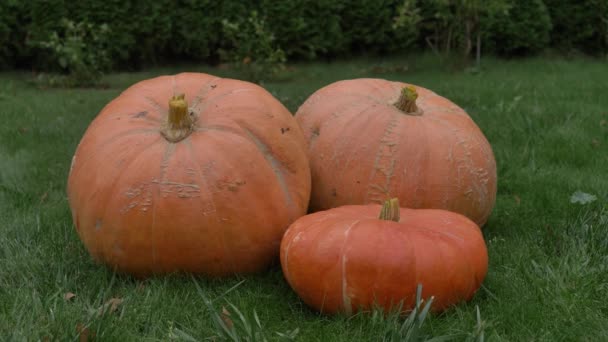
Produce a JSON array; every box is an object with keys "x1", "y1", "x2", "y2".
[
  {"x1": 0, "y1": 7, "x2": 10, "y2": 68},
  {"x1": 30, "y1": 19, "x2": 112, "y2": 87},
  {"x1": 25, "y1": 0, "x2": 70, "y2": 70},
  {"x1": 544, "y1": 0, "x2": 608, "y2": 56},
  {"x1": 1, "y1": 0, "x2": 607, "y2": 73},
  {"x1": 0, "y1": 2, "x2": 30, "y2": 69},
  {"x1": 170, "y1": 0, "x2": 217, "y2": 62},
  {"x1": 260, "y1": 0, "x2": 345, "y2": 59},
  {"x1": 487, "y1": 0, "x2": 552, "y2": 55},
  {"x1": 340, "y1": 0, "x2": 420, "y2": 53},
  {"x1": 392, "y1": 0, "x2": 422, "y2": 36},
  {"x1": 24, "y1": 0, "x2": 174, "y2": 69},
  {"x1": 418, "y1": 0, "x2": 510, "y2": 63},
  {"x1": 67, "y1": 0, "x2": 174, "y2": 67},
  {"x1": 390, "y1": 0, "x2": 423, "y2": 54},
  {"x1": 0, "y1": 1, "x2": 17, "y2": 68},
  {"x1": 124, "y1": 1, "x2": 174, "y2": 66},
  {"x1": 219, "y1": 11, "x2": 287, "y2": 84},
  {"x1": 171, "y1": 1, "x2": 251, "y2": 63}
]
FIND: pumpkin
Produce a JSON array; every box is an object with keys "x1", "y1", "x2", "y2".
[
  {"x1": 67, "y1": 72, "x2": 311, "y2": 277},
  {"x1": 280, "y1": 198, "x2": 488, "y2": 314},
  {"x1": 295, "y1": 79, "x2": 496, "y2": 226}
]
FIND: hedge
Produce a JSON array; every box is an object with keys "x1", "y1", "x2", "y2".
[
  {"x1": 544, "y1": 0, "x2": 608, "y2": 55},
  {"x1": 487, "y1": 0, "x2": 553, "y2": 56},
  {"x1": 0, "y1": 0, "x2": 606, "y2": 71}
]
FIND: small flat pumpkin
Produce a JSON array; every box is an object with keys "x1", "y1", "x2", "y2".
[{"x1": 280, "y1": 198, "x2": 488, "y2": 314}]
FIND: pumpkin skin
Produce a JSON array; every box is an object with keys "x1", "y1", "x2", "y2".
[
  {"x1": 280, "y1": 202, "x2": 488, "y2": 314},
  {"x1": 67, "y1": 72, "x2": 311, "y2": 277},
  {"x1": 295, "y1": 79, "x2": 496, "y2": 226}
]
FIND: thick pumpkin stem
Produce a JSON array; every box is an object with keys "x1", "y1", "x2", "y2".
[
  {"x1": 379, "y1": 198, "x2": 401, "y2": 222},
  {"x1": 394, "y1": 86, "x2": 423, "y2": 116},
  {"x1": 161, "y1": 94, "x2": 194, "y2": 142}
]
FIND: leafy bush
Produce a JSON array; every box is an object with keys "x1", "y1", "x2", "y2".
[
  {"x1": 390, "y1": 0, "x2": 423, "y2": 53},
  {"x1": 339, "y1": 0, "x2": 420, "y2": 53},
  {"x1": 30, "y1": 19, "x2": 112, "y2": 87},
  {"x1": 24, "y1": 0, "x2": 173, "y2": 69},
  {"x1": 392, "y1": 0, "x2": 422, "y2": 35},
  {"x1": 1, "y1": 0, "x2": 607, "y2": 73},
  {"x1": 487, "y1": 0, "x2": 552, "y2": 55},
  {"x1": 168, "y1": 1, "x2": 214, "y2": 61},
  {"x1": 544, "y1": 0, "x2": 608, "y2": 56},
  {"x1": 0, "y1": 2, "x2": 15, "y2": 68},
  {"x1": 258, "y1": 0, "x2": 421, "y2": 59},
  {"x1": 171, "y1": 1, "x2": 251, "y2": 63},
  {"x1": 219, "y1": 11, "x2": 287, "y2": 84},
  {"x1": 418, "y1": 0, "x2": 510, "y2": 63},
  {"x1": 260, "y1": 0, "x2": 345, "y2": 59},
  {"x1": 66, "y1": 0, "x2": 174, "y2": 67}
]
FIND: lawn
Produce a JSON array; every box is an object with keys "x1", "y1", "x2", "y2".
[{"x1": 1, "y1": 54, "x2": 607, "y2": 341}]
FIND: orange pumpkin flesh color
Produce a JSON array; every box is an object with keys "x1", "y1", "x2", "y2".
[
  {"x1": 295, "y1": 79, "x2": 497, "y2": 226},
  {"x1": 280, "y1": 198, "x2": 488, "y2": 315},
  {"x1": 67, "y1": 73, "x2": 311, "y2": 277}
]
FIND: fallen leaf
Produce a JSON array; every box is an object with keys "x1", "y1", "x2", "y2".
[
  {"x1": 107, "y1": 298, "x2": 123, "y2": 313},
  {"x1": 591, "y1": 139, "x2": 600, "y2": 147},
  {"x1": 514, "y1": 195, "x2": 521, "y2": 206},
  {"x1": 64, "y1": 292, "x2": 76, "y2": 301},
  {"x1": 600, "y1": 119, "x2": 607, "y2": 127},
  {"x1": 98, "y1": 298, "x2": 123, "y2": 316},
  {"x1": 76, "y1": 323, "x2": 95, "y2": 342},
  {"x1": 18, "y1": 127, "x2": 29, "y2": 134},
  {"x1": 221, "y1": 306, "x2": 233, "y2": 329},
  {"x1": 40, "y1": 192, "x2": 48, "y2": 204},
  {"x1": 570, "y1": 191, "x2": 597, "y2": 205}
]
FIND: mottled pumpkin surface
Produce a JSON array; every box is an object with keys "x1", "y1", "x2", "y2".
[
  {"x1": 68, "y1": 73, "x2": 311, "y2": 277},
  {"x1": 296, "y1": 78, "x2": 497, "y2": 226}
]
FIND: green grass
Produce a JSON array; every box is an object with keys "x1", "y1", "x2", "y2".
[{"x1": 1, "y1": 54, "x2": 607, "y2": 341}]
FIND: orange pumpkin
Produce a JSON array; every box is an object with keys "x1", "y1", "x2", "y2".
[
  {"x1": 280, "y1": 198, "x2": 488, "y2": 315},
  {"x1": 67, "y1": 72, "x2": 311, "y2": 277},
  {"x1": 295, "y1": 79, "x2": 496, "y2": 226}
]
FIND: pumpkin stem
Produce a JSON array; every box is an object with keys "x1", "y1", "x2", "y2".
[
  {"x1": 161, "y1": 94, "x2": 194, "y2": 143},
  {"x1": 379, "y1": 198, "x2": 401, "y2": 222},
  {"x1": 394, "y1": 86, "x2": 423, "y2": 116}
]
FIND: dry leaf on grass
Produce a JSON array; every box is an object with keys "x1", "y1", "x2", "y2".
[
  {"x1": 514, "y1": 195, "x2": 521, "y2": 206},
  {"x1": 64, "y1": 292, "x2": 76, "y2": 301},
  {"x1": 76, "y1": 323, "x2": 96, "y2": 342},
  {"x1": 97, "y1": 298, "x2": 123, "y2": 316},
  {"x1": 221, "y1": 306, "x2": 233, "y2": 329}
]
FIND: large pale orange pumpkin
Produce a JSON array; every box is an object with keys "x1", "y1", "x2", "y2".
[
  {"x1": 295, "y1": 79, "x2": 496, "y2": 226},
  {"x1": 280, "y1": 199, "x2": 488, "y2": 315},
  {"x1": 67, "y1": 72, "x2": 311, "y2": 277}
]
